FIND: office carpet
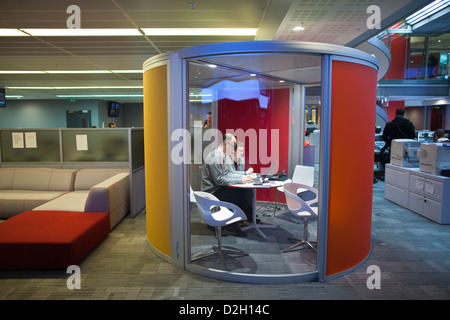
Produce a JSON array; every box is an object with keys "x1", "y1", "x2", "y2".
[
  {"x1": 190, "y1": 201, "x2": 317, "y2": 274},
  {"x1": 0, "y1": 181, "x2": 450, "y2": 300}
]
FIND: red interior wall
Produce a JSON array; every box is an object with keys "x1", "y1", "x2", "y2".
[
  {"x1": 387, "y1": 101, "x2": 405, "y2": 121},
  {"x1": 217, "y1": 88, "x2": 290, "y2": 202},
  {"x1": 385, "y1": 35, "x2": 407, "y2": 80}
]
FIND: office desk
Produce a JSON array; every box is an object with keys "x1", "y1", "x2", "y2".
[{"x1": 229, "y1": 179, "x2": 291, "y2": 239}]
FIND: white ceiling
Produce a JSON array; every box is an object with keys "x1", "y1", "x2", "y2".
[{"x1": 0, "y1": 0, "x2": 435, "y2": 103}]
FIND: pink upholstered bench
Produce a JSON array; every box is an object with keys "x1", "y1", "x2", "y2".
[{"x1": 0, "y1": 210, "x2": 110, "y2": 270}]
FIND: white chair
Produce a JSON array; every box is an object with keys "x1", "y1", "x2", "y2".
[
  {"x1": 282, "y1": 182, "x2": 319, "y2": 253},
  {"x1": 191, "y1": 191, "x2": 248, "y2": 270},
  {"x1": 189, "y1": 186, "x2": 196, "y2": 204},
  {"x1": 274, "y1": 165, "x2": 315, "y2": 215}
]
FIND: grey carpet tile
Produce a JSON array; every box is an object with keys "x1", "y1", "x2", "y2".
[{"x1": 1, "y1": 181, "x2": 450, "y2": 300}]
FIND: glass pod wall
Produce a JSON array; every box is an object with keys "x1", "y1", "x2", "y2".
[{"x1": 143, "y1": 41, "x2": 379, "y2": 283}]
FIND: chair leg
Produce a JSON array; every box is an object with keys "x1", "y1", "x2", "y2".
[
  {"x1": 282, "y1": 218, "x2": 317, "y2": 253},
  {"x1": 191, "y1": 226, "x2": 248, "y2": 270},
  {"x1": 273, "y1": 190, "x2": 278, "y2": 216}
]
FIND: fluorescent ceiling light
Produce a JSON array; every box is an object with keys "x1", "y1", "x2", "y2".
[
  {"x1": 20, "y1": 28, "x2": 142, "y2": 37},
  {"x1": 0, "y1": 28, "x2": 257, "y2": 37},
  {"x1": 387, "y1": 27, "x2": 412, "y2": 34},
  {"x1": 45, "y1": 70, "x2": 111, "y2": 74},
  {"x1": 5, "y1": 95, "x2": 24, "y2": 99},
  {"x1": 141, "y1": 28, "x2": 258, "y2": 36},
  {"x1": 111, "y1": 70, "x2": 143, "y2": 74},
  {"x1": 6, "y1": 86, "x2": 143, "y2": 90},
  {"x1": 406, "y1": 0, "x2": 450, "y2": 25},
  {"x1": 0, "y1": 70, "x2": 142, "y2": 74},
  {"x1": 57, "y1": 94, "x2": 143, "y2": 98},
  {"x1": 0, "y1": 71, "x2": 45, "y2": 74},
  {"x1": 0, "y1": 29, "x2": 27, "y2": 36}
]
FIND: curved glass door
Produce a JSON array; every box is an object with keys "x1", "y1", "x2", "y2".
[{"x1": 187, "y1": 53, "x2": 322, "y2": 278}]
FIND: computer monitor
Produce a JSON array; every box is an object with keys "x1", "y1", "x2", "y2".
[
  {"x1": 417, "y1": 130, "x2": 434, "y2": 142},
  {"x1": 108, "y1": 101, "x2": 120, "y2": 118},
  {"x1": 0, "y1": 88, "x2": 5, "y2": 108},
  {"x1": 260, "y1": 160, "x2": 278, "y2": 179}
]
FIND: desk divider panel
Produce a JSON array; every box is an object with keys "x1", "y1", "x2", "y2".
[
  {"x1": 0, "y1": 129, "x2": 60, "y2": 163},
  {"x1": 62, "y1": 129, "x2": 129, "y2": 163}
]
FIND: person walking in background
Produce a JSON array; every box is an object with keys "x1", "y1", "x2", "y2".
[{"x1": 382, "y1": 108, "x2": 416, "y2": 148}]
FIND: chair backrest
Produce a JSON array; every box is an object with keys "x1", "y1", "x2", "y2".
[
  {"x1": 193, "y1": 191, "x2": 246, "y2": 227},
  {"x1": 189, "y1": 186, "x2": 196, "y2": 203},
  {"x1": 292, "y1": 165, "x2": 315, "y2": 187},
  {"x1": 283, "y1": 182, "x2": 318, "y2": 217}
]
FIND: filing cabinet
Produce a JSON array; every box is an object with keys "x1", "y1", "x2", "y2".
[{"x1": 384, "y1": 164, "x2": 450, "y2": 224}]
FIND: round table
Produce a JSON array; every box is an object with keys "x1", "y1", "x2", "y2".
[{"x1": 229, "y1": 179, "x2": 291, "y2": 239}]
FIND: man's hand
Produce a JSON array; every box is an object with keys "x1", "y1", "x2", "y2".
[
  {"x1": 245, "y1": 167, "x2": 254, "y2": 175},
  {"x1": 242, "y1": 175, "x2": 254, "y2": 184}
]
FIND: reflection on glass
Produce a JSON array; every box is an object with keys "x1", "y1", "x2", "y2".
[
  {"x1": 188, "y1": 55, "x2": 321, "y2": 276},
  {"x1": 405, "y1": 35, "x2": 450, "y2": 80}
]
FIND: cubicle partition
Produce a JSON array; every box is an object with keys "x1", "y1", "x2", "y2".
[
  {"x1": 143, "y1": 41, "x2": 379, "y2": 283},
  {"x1": 0, "y1": 128, "x2": 145, "y2": 218}
]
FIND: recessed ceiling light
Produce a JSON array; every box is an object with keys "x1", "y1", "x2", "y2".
[{"x1": 292, "y1": 26, "x2": 305, "y2": 32}]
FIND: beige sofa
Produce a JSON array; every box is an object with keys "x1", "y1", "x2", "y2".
[
  {"x1": 0, "y1": 168, "x2": 130, "y2": 229},
  {"x1": 0, "y1": 168, "x2": 77, "y2": 219},
  {"x1": 33, "y1": 168, "x2": 129, "y2": 229}
]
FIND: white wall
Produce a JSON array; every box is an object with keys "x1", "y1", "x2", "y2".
[{"x1": 0, "y1": 99, "x2": 141, "y2": 128}]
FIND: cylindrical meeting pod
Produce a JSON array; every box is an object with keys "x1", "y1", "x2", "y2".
[{"x1": 143, "y1": 41, "x2": 379, "y2": 283}]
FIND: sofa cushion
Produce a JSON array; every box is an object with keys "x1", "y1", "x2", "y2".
[
  {"x1": 0, "y1": 190, "x2": 69, "y2": 219},
  {"x1": 32, "y1": 191, "x2": 90, "y2": 212},
  {"x1": 0, "y1": 169, "x2": 14, "y2": 190},
  {"x1": 0, "y1": 210, "x2": 110, "y2": 270},
  {"x1": 74, "y1": 168, "x2": 128, "y2": 191},
  {"x1": 0, "y1": 168, "x2": 77, "y2": 191}
]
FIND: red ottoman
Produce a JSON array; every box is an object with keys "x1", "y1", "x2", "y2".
[{"x1": 0, "y1": 211, "x2": 110, "y2": 270}]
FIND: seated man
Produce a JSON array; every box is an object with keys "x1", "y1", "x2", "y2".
[
  {"x1": 201, "y1": 133, "x2": 255, "y2": 236},
  {"x1": 225, "y1": 140, "x2": 254, "y2": 176},
  {"x1": 224, "y1": 140, "x2": 253, "y2": 210}
]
